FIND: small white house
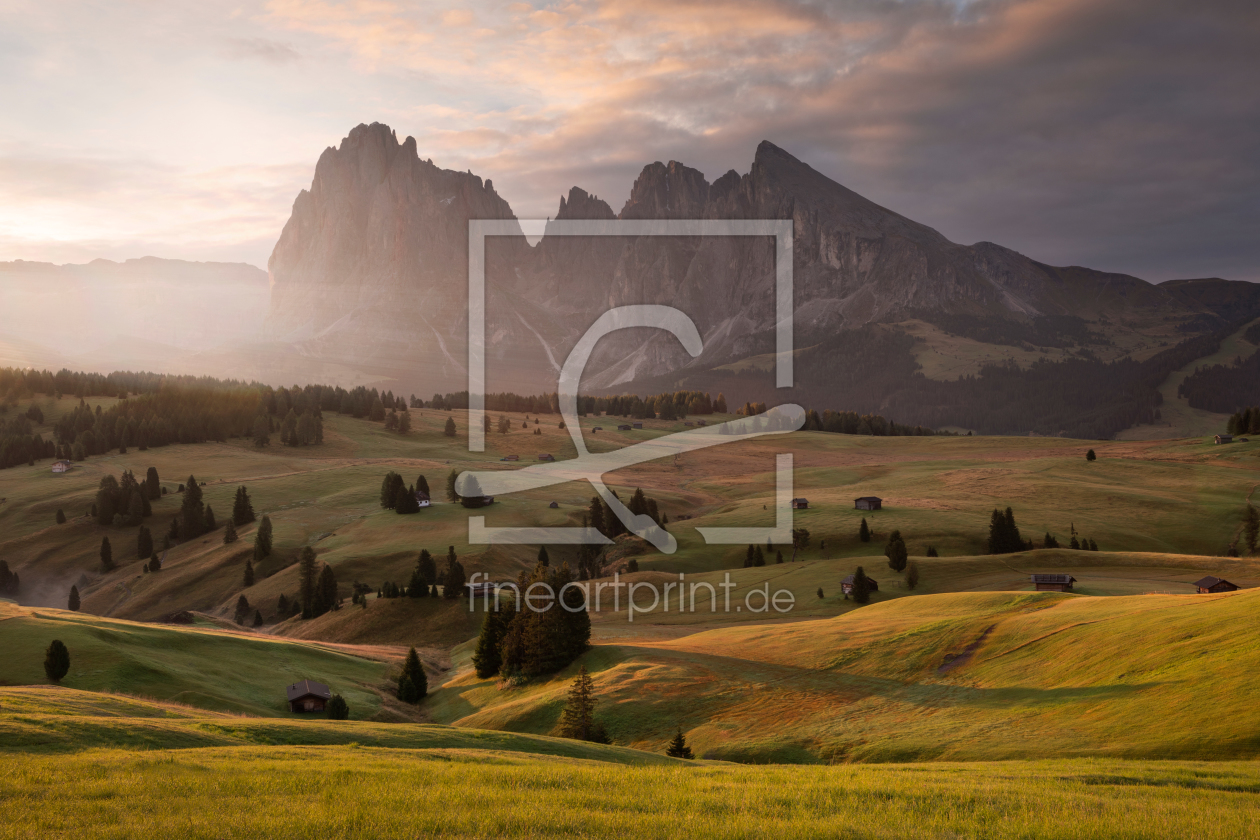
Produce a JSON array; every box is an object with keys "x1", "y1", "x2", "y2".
[
  {"x1": 416, "y1": 491, "x2": 431, "y2": 508},
  {"x1": 51, "y1": 460, "x2": 72, "y2": 474}
]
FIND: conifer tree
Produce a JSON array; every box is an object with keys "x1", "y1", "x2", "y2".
[
  {"x1": 776, "y1": 550, "x2": 783, "y2": 564},
  {"x1": 234, "y1": 595, "x2": 251, "y2": 624},
  {"x1": 56, "y1": 508, "x2": 66, "y2": 524},
  {"x1": 472, "y1": 608, "x2": 506, "y2": 678},
  {"x1": 44, "y1": 639, "x2": 70, "y2": 682},
  {"x1": 753, "y1": 545, "x2": 765, "y2": 567},
  {"x1": 223, "y1": 518, "x2": 238, "y2": 544},
  {"x1": 1070, "y1": 535, "x2": 1081, "y2": 550},
  {"x1": 443, "y1": 417, "x2": 457, "y2": 437},
  {"x1": 254, "y1": 515, "x2": 273, "y2": 560},
  {"x1": 851, "y1": 566, "x2": 872, "y2": 604},
  {"x1": 396, "y1": 484, "x2": 421, "y2": 514},
  {"x1": 380, "y1": 472, "x2": 404, "y2": 509},
  {"x1": 298, "y1": 546, "x2": 318, "y2": 618},
  {"x1": 906, "y1": 561, "x2": 920, "y2": 590},
  {"x1": 445, "y1": 469, "x2": 461, "y2": 503},
  {"x1": 1086, "y1": 449, "x2": 1096, "y2": 461},
  {"x1": 204, "y1": 505, "x2": 216, "y2": 531},
  {"x1": 884, "y1": 530, "x2": 907, "y2": 572},
  {"x1": 252, "y1": 609, "x2": 263, "y2": 628},
  {"x1": 537, "y1": 546, "x2": 550, "y2": 567},
  {"x1": 148, "y1": 552, "x2": 161, "y2": 572},
  {"x1": 145, "y1": 467, "x2": 161, "y2": 500},
  {"x1": 817, "y1": 587, "x2": 824, "y2": 599},
  {"x1": 136, "y1": 525, "x2": 153, "y2": 559},
  {"x1": 559, "y1": 665, "x2": 597, "y2": 741},
  {"x1": 416, "y1": 475, "x2": 430, "y2": 498},
  {"x1": 859, "y1": 517, "x2": 871, "y2": 543},
  {"x1": 232, "y1": 486, "x2": 256, "y2": 525},
  {"x1": 68, "y1": 586, "x2": 80, "y2": 612},
  {"x1": 665, "y1": 728, "x2": 694, "y2": 759},
  {"x1": 244, "y1": 558, "x2": 255, "y2": 587},
  {"x1": 100, "y1": 536, "x2": 114, "y2": 572},
  {"x1": 180, "y1": 475, "x2": 205, "y2": 538},
  {"x1": 397, "y1": 647, "x2": 427, "y2": 702},
  {"x1": 327, "y1": 694, "x2": 349, "y2": 719},
  {"x1": 744, "y1": 544, "x2": 755, "y2": 568},
  {"x1": 314, "y1": 564, "x2": 338, "y2": 617},
  {"x1": 442, "y1": 547, "x2": 466, "y2": 599}
]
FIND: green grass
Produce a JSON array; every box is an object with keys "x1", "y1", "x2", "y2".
[
  {"x1": 429, "y1": 586, "x2": 1260, "y2": 763},
  {"x1": 0, "y1": 602, "x2": 391, "y2": 717},
  {"x1": 2, "y1": 748, "x2": 1259, "y2": 839}
]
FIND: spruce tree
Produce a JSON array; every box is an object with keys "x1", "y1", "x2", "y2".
[
  {"x1": 926, "y1": 545, "x2": 939, "y2": 557},
  {"x1": 148, "y1": 552, "x2": 161, "y2": 572},
  {"x1": 327, "y1": 694, "x2": 349, "y2": 720},
  {"x1": 395, "y1": 485, "x2": 421, "y2": 514},
  {"x1": 380, "y1": 472, "x2": 403, "y2": 509},
  {"x1": 252, "y1": 609, "x2": 263, "y2": 628},
  {"x1": 416, "y1": 475, "x2": 430, "y2": 498},
  {"x1": 443, "y1": 417, "x2": 457, "y2": 437},
  {"x1": 145, "y1": 467, "x2": 161, "y2": 500},
  {"x1": 204, "y1": 505, "x2": 216, "y2": 531},
  {"x1": 665, "y1": 729, "x2": 694, "y2": 759},
  {"x1": 298, "y1": 546, "x2": 319, "y2": 618},
  {"x1": 884, "y1": 530, "x2": 907, "y2": 572},
  {"x1": 559, "y1": 665, "x2": 597, "y2": 741},
  {"x1": 472, "y1": 608, "x2": 506, "y2": 678},
  {"x1": 442, "y1": 547, "x2": 465, "y2": 599},
  {"x1": 100, "y1": 536, "x2": 114, "y2": 572},
  {"x1": 538, "y1": 546, "x2": 550, "y2": 567},
  {"x1": 232, "y1": 486, "x2": 256, "y2": 525},
  {"x1": 244, "y1": 558, "x2": 255, "y2": 587},
  {"x1": 753, "y1": 545, "x2": 765, "y2": 567},
  {"x1": 851, "y1": 566, "x2": 872, "y2": 604},
  {"x1": 416, "y1": 549, "x2": 437, "y2": 588},
  {"x1": 43, "y1": 639, "x2": 70, "y2": 682},
  {"x1": 817, "y1": 587, "x2": 824, "y2": 599},
  {"x1": 445, "y1": 469, "x2": 461, "y2": 503},
  {"x1": 1086, "y1": 449, "x2": 1096, "y2": 461},
  {"x1": 906, "y1": 562, "x2": 920, "y2": 590},
  {"x1": 68, "y1": 586, "x2": 80, "y2": 612},
  {"x1": 180, "y1": 475, "x2": 205, "y2": 539},
  {"x1": 254, "y1": 515, "x2": 273, "y2": 560},
  {"x1": 859, "y1": 517, "x2": 871, "y2": 543},
  {"x1": 398, "y1": 647, "x2": 427, "y2": 702},
  {"x1": 234, "y1": 595, "x2": 251, "y2": 624},
  {"x1": 56, "y1": 508, "x2": 66, "y2": 524},
  {"x1": 223, "y1": 519, "x2": 238, "y2": 544},
  {"x1": 313, "y1": 565, "x2": 338, "y2": 617},
  {"x1": 136, "y1": 525, "x2": 153, "y2": 559}
]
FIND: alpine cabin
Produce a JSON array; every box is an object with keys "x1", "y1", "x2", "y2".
[
  {"x1": 1031, "y1": 573, "x2": 1076, "y2": 592},
  {"x1": 1194, "y1": 576, "x2": 1239, "y2": 593},
  {"x1": 854, "y1": 496, "x2": 882, "y2": 511},
  {"x1": 286, "y1": 679, "x2": 332, "y2": 713}
]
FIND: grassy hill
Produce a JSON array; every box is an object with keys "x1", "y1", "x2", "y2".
[
  {"x1": 0, "y1": 601, "x2": 394, "y2": 718},
  {"x1": 430, "y1": 586, "x2": 1260, "y2": 763}
]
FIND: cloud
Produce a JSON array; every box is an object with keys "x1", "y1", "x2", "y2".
[{"x1": 222, "y1": 36, "x2": 303, "y2": 63}]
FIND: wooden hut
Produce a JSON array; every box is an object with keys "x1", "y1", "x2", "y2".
[
  {"x1": 841, "y1": 574, "x2": 878, "y2": 594},
  {"x1": 1031, "y1": 573, "x2": 1076, "y2": 592},
  {"x1": 1194, "y1": 576, "x2": 1239, "y2": 594},
  {"x1": 1215, "y1": 434, "x2": 1234, "y2": 445},
  {"x1": 854, "y1": 496, "x2": 882, "y2": 511},
  {"x1": 790, "y1": 498, "x2": 809, "y2": 510},
  {"x1": 286, "y1": 679, "x2": 332, "y2": 713},
  {"x1": 538, "y1": 453, "x2": 555, "y2": 462}
]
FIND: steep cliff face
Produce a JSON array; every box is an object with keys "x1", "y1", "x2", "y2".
[{"x1": 264, "y1": 124, "x2": 1219, "y2": 396}]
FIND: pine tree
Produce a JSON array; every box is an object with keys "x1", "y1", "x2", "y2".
[
  {"x1": 100, "y1": 536, "x2": 114, "y2": 572},
  {"x1": 817, "y1": 587, "x2": 824, "y2": 599},
  {"x1": 314, "y1": 565, "x2": 338, "y2": 617},
  {"x1": 884, "y1": 530, "x2": 907, "y2": 572},
  {"x1": 244, "y1": 558, "x2": 255, "y2": 587},
  {"x1": 136, "y1": 525, "x2": 153, "y2": 559},
  {"x1": 298, "y1": 546, "x2": 318, "y2": 618},
  {"x1": 398, "y1": 647, "x2": 427, "y2": 703},
  {"x1": 145, "y1": 467, "x2": 161, "y2": 500},
  {"x1": 327, "y1": 694, "x2": 349, "y2": 720},
  {"x1": 180, "y1": 475, "x2": 205, "y2": 539},
  {"x1": 473, "y1": 608, "x2": 506, "y2": 678},
  {"x1": 44, "y1": 639, "x2": 70, "y2": 682},
  {"x1": 851, "y1": 566, "x2": 872, "y2": 604},
  {"x1": 559, "y1": 666, "x2": 597, "y2": 741},
  {"x1": 859, "y1": 517, "x2": 871, "y2": 543},
  {"x1": 395, "y1": 484, "x2": 421, "y2": 514},
  {"x1": 906, "y1": 562, "x2": 920, "y2": 590},
  {"x1": 538, "y1": 546, "x2": 550, "y2": 567},
  {"x1": 56, "y1": 508, "x2": 66, "y2": 524},
  {"x1": 1086, "y1": 449, "x2": 1096, "y2": 461},
  {"x1": 445, "y1": 469, "x2": 461, "y2": 503},
  {"x1": 232, "y1": 486, "x2": 256, "y2": 525},
  {"x1": 926, "y1": 546, "x2": 939, "y2": 557},
  {"x1": 68, "y1": 586, "x2": 80, "y2": 612},
  {"x1": 204, "y1": 505, "x2": 216, "y2": 531},
  {"x1": 254, "y1": 515, "x2": 273, "y2": 560},
  {"x1": 234, "y1": 595, "x2": 251, "y2": 624},
  {"x1": 380, "y1": 472, "x2": 404, "y2": 509},
  {"x1": 443, "y1": 417, "x2": 457, "y2": 437},
  {"x1": 776, "y1": 550, "x2": 783, "y2": 564},
  {"x1": 442, "y1": 547, "x2": 465, "y2": 599},
  {"x1": 223, "y1": 519, "x2": 238, "y2": 544},
  {"x1": 665, "y1": 728, "x2": 694, "y2": 759},
  {"x1": 753, "y1": 545, "x2": 765, "y2": 567},
  {"x1": 252, "y1": 609, "x2": 263, "y2": 628},
  {"x1": 148, "y1": 552, "x2": 161, "y2": 572},
  {"x1": 416, "y1": 475, "x2": 430, "y2": 498}
]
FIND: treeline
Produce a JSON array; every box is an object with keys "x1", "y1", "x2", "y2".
[
  {"x1": 1228, "y1": 408, "x2": 1260, "y2": 436},
  {"x1": 414, "y1": 389, "x2": 728, "y2": 419},
  {"x1": 912, "y1": 311, "x2": 1108, "y2": 349},
  {"x1": 1178, "y1": 351, "x2": 1260, "y2": 413}
]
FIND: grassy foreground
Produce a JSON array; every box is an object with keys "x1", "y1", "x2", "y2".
[{"x1": 2, "y1": 747, "x2": 1259, "y2": 839}]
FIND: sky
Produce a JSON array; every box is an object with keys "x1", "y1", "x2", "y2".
[{"x1": 1, "y1": 0, "x2": 1256, "y2": 281}]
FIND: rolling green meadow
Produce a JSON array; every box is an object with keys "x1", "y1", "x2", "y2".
[{"x1": 2, "y1": 393, "x2": 1259, "y2": 837}]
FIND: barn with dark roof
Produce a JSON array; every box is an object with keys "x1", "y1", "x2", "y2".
[
  {"x1": 286, "y1": 679, "x2": 332, "y2": 713},
  {"x1": 1194, "y1": 576, "x2": 1239, "y2": 594}
]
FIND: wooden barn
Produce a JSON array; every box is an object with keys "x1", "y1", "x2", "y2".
[
  {"x1": 854, "y1": 496, "x2": 882, "y2": 511},
  {"x1": 1194, "y1": 576, "x2": 1239, "y2": 593},
  {"x1": 538, "y1": 453, "x2": 555, "y2": 462},
  {"x1": 286, "y1": 679, "x2": 332, "y2": 713},
  {"x1": 790, "y1": 498, "x2": 809, "y2": 510},
  {"x1": 548, "y1": 501, "x2": 559, "y2": 509},
  {"x1": 633, "y1": 422, "x2": 643, "y2": 429},
  {"x1": 617, "y1": 424, "x2": 632, "y2": 431},
  {"x1": 501, "y1": 454, "x2": 520, "y2": 461},
  {"x1": 841, "y1": 574, "x2": 878, "y2": 595},
  {"x1": 1031, "y1": 573, "x2": 1077, "y2": 592},
  {"x1": 1215, "y1": 435, "x2": 1234, "y2": 445}
]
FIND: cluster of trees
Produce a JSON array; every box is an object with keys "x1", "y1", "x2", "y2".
[
  {"x1": 414, "y1": 390, "x2": 728, "y2": 419},
  {"x1": 233, "y1": 595, "x2": 263, "y2": 627},
  {"x1": 297, "y1": 547, "x2": 340, "y2": 619},
  {"x1": 741, "y1": 539, "x2": 785, "y2": 567},
  {"x1": 397, "y1": 647, "x2": 428, "y2": 704},
  {"x1": 0, "y1": 410, "x2": 50, "y2": 468},
  {"x1": 472, "y1": 558, "x2": 590, "y2": 682},
  {"x1": 0, "y1": 559, "x2": 19, "y2": 596},
  {"x1": 801, "y1": 409, "x2": 940, "y2": 437},
  {"x1": 380, "y1": 472, "x2": 430, "y2": 513},
  {"x1": 1178, "y1": 351, "x2": 1260, "y2": 413},
  {"x1": 364, "y1": 548, "x2": 459, "y2": 601},
  {"x1": 94, "y1": 469, "x2": 155, "y2": 528},
  {"x1": 847, "y1": 566, "x2": 874, "y2": 604},
  {"x1": 987, "y1": 508, "x2": 1031, "y2": 555},
  {"x1": 1227, "y1": 407, "x2": 1260, "y2": 436}
]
